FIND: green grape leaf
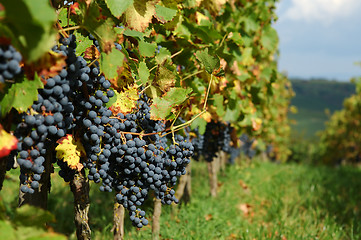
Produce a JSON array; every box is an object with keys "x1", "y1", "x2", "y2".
[
  {"x1": 139, "y1": 40, "x2": 157, "y2": 57},
  {"x1": 223, "y1": 94, "x2": 242, "y2": 122},
  {"x1": 242, "y1": 16, "x2": 259, "y2": 33},
  {"x1": 123, "y1": 29, "x2": 144, "y2": 40},
  {"x1": 155, "y1": 47, "x2": 171, "y2": 64},
  {"x1": 150, "y1": 97, "x2": 173, "y2": 120},
  {"x1": 190, "y1": 116, "x2": 207, "y2": 135},
  {"x1": 261, "y1": 26, "x2": 278, "y2": 52},
  {"x1": 99, "y1": 48, "x2": 125, "y2": 82},
  {"x1": 0, "y1": 74, "x2": 43, "y2": 116},
  {"x1": 154, "y1": 65, "x2": 176, "y2": 93},
  {"x1": 138, "y1": 61, "x2": 150, "y2": 85},
  {"x1": 213, "y1": 93, "x2": 225, "y2": 117},
  {"x1": 1, "y1": 0, "x2": 57, "y2": 62},
  {"x1": 183, "y1": 0, "x2": 201, "y2": 8},
  {"x1": 80, "y1": 1, "x2": 117, "y2": 52},
  {"x1": 150, "y1": 87, "x2": 192, "y2": 120},
  {"x1": 241, "y1": 47, "x2": 254, "y2": 66},
  {"x1": 58, "y1": 7, "x2": 76, "y2": 27},
  {"x1": 105, "y1": 0, "x2": 134, "y2": 18},
  {"x1": 155, "y1": 5, "x2": 177, "y2": 23},
  {"x1": 74, "y1": 32, "x2": 93, "y2": 56},
  {"x1": 164, "y1": 87, "x2": 192, "y2": 104},
  {"x1": 230, "y1": 32, "x2": 243, "y2": 46},
  {"x1": 195, "y1": 48, "x2": 220, "y2": 74}
]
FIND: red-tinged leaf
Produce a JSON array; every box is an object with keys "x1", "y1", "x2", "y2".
[
  {"x1": 23, "y1": 51, "x2": 66, "y2": 80},
  {"x1": 84, "y1": 45, "x2": 100, "y2": 61},
  {"x1": 70, "y1": 2, "x2": 80, "y2": 14},
  {"x1": 56, "y1": 135, "x2": 86, "y2": 171},
  {"x1": 108, "y1": 60, "x2": 134, "y2": 91},
  {"x1": 0, "y1": 126, "x2": 18, "y2": 158}
]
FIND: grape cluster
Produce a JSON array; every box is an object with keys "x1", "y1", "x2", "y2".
[
  {"x1": 10, "y1": 33, "x2": 193, "y2": 228},
  {"x1": 240, "y1": 134, "x2": 256, "y2": 159},
  {"x1": 228, "y1": 134, "x2": 256, "y2": 163},
  {"x1": 192, "y1": 121, "x2": 231, "y2": 162},
  {"x1": 218, "y1": 123, "x2": 231, "y2": 153},
  {"x1": 228, "y1": 146, "x2": 242, "y2": 164},
  {"x1": 0, "y1": 44, "x2": 22, "y2": 83},
  {"x1": 78, "y1": 91, "x2": 193, "y2": 227},
  {"x1": 13, "y1": 35, "x2": 79, "y2": 193}
]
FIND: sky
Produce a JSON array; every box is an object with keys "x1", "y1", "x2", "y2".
[{"x1": 274, "y1": 0, "x2": 361, "y2": 81}]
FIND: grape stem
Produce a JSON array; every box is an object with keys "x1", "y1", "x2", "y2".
[
  {"x1": 218, "y1": 32, "x2": 228, "y2": 49},
  {"x1": 181, "y1": 70, "x2": 204, "y2": 81},
  {"x1": 170, "y1": 49, "x2": 183, "y2": 59},
  {"x1": 165, "y1": 73, "x2": 213, "y2": 140},
  {"x1": 203, "y1": 74, "x2": 213, "y2": 110},
  {"x1": 88, "y1": 58, "x2": 99, "y2": 68},
  {"x1": 140, "y1": 85, "x2": 151, "y2": 95},
  {"x1": 60, "y1": 25, "x2": 81, "y2": 33}
]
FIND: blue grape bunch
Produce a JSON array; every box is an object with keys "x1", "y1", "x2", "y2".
[
  {"x1": 10, "y1": 33, "x2": 193, "y2": 228},
  {"x1": 0, "y1": 44, "x2": 22, "y2": 83}
]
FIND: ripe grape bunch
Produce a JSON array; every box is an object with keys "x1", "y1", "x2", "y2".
[
  {"x1": 13, "y1": 35, "x2": 80, "y2": 193},
  {"x1": 0, "y1": 44, "x2": 22, "y2": 83},
  {"x1": 193, "y1": 121, "x2": 231, "y2": 162},
  {"x1": 78, "y1": 91, "x2": 193, "y2": 227},
  {"x1": 9, "y1": 33, "x2": 193, "y2": 228}
]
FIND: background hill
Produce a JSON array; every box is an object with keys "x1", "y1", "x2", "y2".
[{"x1": 289, "y1": 78, "x2": 356, "y2": 139}]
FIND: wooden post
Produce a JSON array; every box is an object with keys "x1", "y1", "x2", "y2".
[
  {"x1": 220, "y1": 151, "x2": 228, "y2": 172},
  {"x1": 207, "y1": 159, "x2": 218, "y2": 197},
  {"x1": 152, "y1": 198, "x2": 162, "y2": 240},
  {"x1": 173, "y1": 160, "x2": 192, "y2": 209},
  {"x1": 70, "y1": 169, "x2": 91, "y2": 240},
  {"x1": 113, "y1": 202, "x2": 125, "y2": 240}
]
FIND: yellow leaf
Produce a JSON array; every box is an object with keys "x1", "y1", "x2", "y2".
[
  {"x1": 124, "y1": 0, "x2": 158, "y2": 32},
  {"x1": 201, "y1": 111, "x2": 212, "y2": 123},
  {"x1": 56, "y1": 135, "x2": 86, "y2": 170},
  {"x1": 110, "y1": 85, "x2": 139, "y2": 115}
]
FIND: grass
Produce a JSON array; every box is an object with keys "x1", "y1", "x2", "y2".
[{"x1": 1, "y1": 160, "x2": 361, "y2": 239}]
